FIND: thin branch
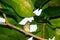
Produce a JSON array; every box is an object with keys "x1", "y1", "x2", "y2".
[
  {"x1": 3, "y1": 13, "x2": 9, "y2": 25},
  {"x1": 42, "y1": 23, "x2": 46, "y2": 38},
  {"x1": 3, "y1": 13, "x2": 47, "y2": 40}
]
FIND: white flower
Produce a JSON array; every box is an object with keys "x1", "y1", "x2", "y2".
[
  {"x1": 0, "y1": 17, "x2": 5, "y2": 22},
  {"x1": 30, "y1": 24, "x2": 37, "y2": 32},
  {"x1": 33, "y1": 8, "x2": 42, "y2": 16},
  {"x1": 28, "y1": 37, "x2": 33, "y2": 40},
  {"x1": 19, "y1": 17, "x2": 34, "y2": 25}
]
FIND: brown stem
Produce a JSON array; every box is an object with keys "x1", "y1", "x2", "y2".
[
  {"x1": 3, "y1": 13, "x2": 9, "y2": 25},
  {"x1": 3, "y1": 13, "x2": 47, "y2": 40},
  {"x1": 42, "y1": 23, "x2": 46, "y2": 39}
]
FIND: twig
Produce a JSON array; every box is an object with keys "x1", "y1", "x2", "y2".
[
  {"x1": 3, "y1": 13, "x2": 47, "y2": 40},
  {"x1": 3, "y1": 13, "x2": 9, "y2": 25},
  {"x1": 42, "y1": 23, "x2": 46, "y2": 38}
]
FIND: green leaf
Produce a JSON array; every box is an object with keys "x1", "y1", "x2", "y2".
[
  {"x1": 36, "y1": 23, "x2": 55, "y2": 39},
  {"x1": 48, "y1": 0, "x2": 60, "y2": 7},
  {"x1": 55, "y1": 35, "x2": 60, "y2": 40},
  {"x1": 0, "y1": 8, "x2": 16, "y2": 17},
  {"x1": 7, "y1": 17, "x2": 17, "y2": 25},
  {"x1": 16, "y1": 24, "x2": 24, "y2": 29},
  {"x1": 55, "y1": 28, "x2": 60, "y2": 40},
  {"x1": 31, "y1": 0, "x2": 36, "y2": 4},
  {"x1": 0, "y1": 3, "x2": 22, "y2": 22},
  {"x1": 0, "y1": 34, "x2": 10, "y2": 40},
  {"x1": 36, "y1": 31, "x2": 43, "y2": 38},
  {"x1": 0, "y1": 0, "x2": 35, "y2": 17},
  {"x1": 35, "y1": 23, "x2": 43, "y2": 38},
  {"x1": 50, "y1": 18, "x2": 60, "y2": 28},
  {"x1": 46, "y1": 24, "x2": 55, "y2": 39},
  {"x1": 34, "y1": 0, "x2": 50, "y2": 9},
  {"x1": 0, "y1": 25, "x2": 27, "y2": 40},
  {"x1": 36, "y1": 23, "x2": 42, "y2": 33},
  {"x1": 42, "y1": 3, "x2": 48, "y2": 10},
  {"x1": 0, "y1": 8, "x2": 22, "y2": 22},
  {"x1": 42, "y1": 7, "x2": 60, "y2": 18}
]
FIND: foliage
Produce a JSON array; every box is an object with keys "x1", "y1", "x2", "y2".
[{"x1": 0, "y1": 0, "x2": 60, "y2": 40}]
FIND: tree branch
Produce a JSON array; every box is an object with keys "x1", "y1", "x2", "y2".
[{"x1": 3, "y1": 13, "x2": 47, "y2": 40}]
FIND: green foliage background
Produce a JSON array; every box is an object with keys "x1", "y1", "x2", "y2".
[{"x1": 0, "y1": 0, "x2": 60, "y2": 40}]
